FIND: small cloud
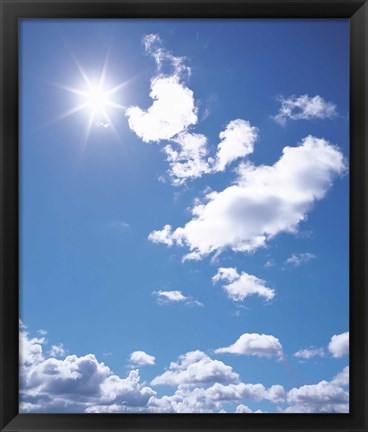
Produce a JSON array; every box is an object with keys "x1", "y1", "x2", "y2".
[
  {"x1": 294, "y1": 347, "x2": 325, "y2": 361},
  {"x1": 96, "y1": 122, "x2": 110, "y2": 128},
  {"x1": 328, "y1": 332, "x2": 349, "y2": 358},
  {"x1": 264, "y1": 259, "x2": 275, "y2": 268},
  {"x1": 111, "y1": 220, "x2": 130, "y2": 230},
  {"x1": 213, "y1": 267, "x2": 275, "y2": 303},
  {"x1": 48, "y1": 343, "x2": 66, "y2": 358},
  {"x1": 129, "y1": 351, "x2": 156, "y2": 367},
  {"x1": 285, "y1": 253, "x2": 316, "y2": 267},
  {"x1": 152, "y1": 290, "x2": 203, "y2": 307},
  {"x1": 103, "y1": 352, "x2": 112, "y2": 357},
  {"x1": 273, "y1": 94, "x2": 337, "y2": 125},
  {"x1": 37, "y1": 329, "x2": 48, "y2": 336},
  {"x1": 215, "y1": 332, "x2": 283, "y2": 360}
]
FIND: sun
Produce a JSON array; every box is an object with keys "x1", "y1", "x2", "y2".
[
  {"x1": 85, "y1": 85, "x2": 110, "y2": 113},
  {"x1": 53, "y1": 52, "x2": 131, "y2": 145}
]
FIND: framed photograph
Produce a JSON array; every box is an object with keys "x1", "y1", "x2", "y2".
[{"x1": 1, "y1": 0, "x2": 367, "y2": 431}]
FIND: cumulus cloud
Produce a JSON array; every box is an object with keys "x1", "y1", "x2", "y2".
[
  {"x1": 129, "y1": 351, "x2": 156, "y2": 367},
  {"x1": 152, "y1": 290, "x2": 203, "y2": 307},
  {"x1": 149, "y1": 381, "x2": 284, "y2": 413},
  {"x1": 151, "y1": 350, "x2": 239, "y2": 387},
  {"x1": 126, "y1": 35, "x2": 261, "y2": 186},
  {"x1": 285, "y1": 366, "x2": 349, "y2": 413},
  {"x1": 236, "y1": 404, "x2": 264, "y2": 413},
  {"x1": 273, "y1": 94, "x2": 337, "y2": 125},
  {"x1": 126, "y1": 35, "x2": 197, "y2": 144},
  {"x1": 149, "y1": 136, "x2": 346, "y2": 259},
  {"x1": 212, "y1": 267, "x2": 275, "y2": 303},
  {"x1": 214, "y1": 119, "x2": 258, "y2": 172},
  {"x1": 328, "y1": 332, "x2": 349, "y2": 358},
  {"x1": 285, "y1": 252, "x2": 316, "y2": 266},
  {"x1": 20, "y1": 329, "x2": 156, "y2": 413},
  {"x1": 215, "y1": 333, "x2": 283, "y2": 359},
  {"x1": 293, "y1": 347, "x2": 325, "y2": 361}
]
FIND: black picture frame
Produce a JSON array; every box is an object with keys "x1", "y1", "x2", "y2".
[{"x1": 1, "y1": 1, "x2": 367, "y2": 431}]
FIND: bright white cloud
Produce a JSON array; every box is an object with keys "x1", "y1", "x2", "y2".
[
  {"x1": 126, "y1": 34, "x2": 197, "y2": 143},
  {"x1": 285, "y1": 366, "x2": 349, "y2": 413},
  {"x1": 212, "y1": 267, "x2": 275, "y2": 303},
  {"x1": 273, "y1": 94, "x2": 337, "y2": 125},
  {"x1": 328, "y1": 332, "x2": 349, "y2": 358},
  {"x1": 152, "y1": 290, "x2": 203, "y2": 307},
  {"x1": 149, "y1": 135, "x2": 346, "y2": 259},
  {"x1": 129, "y1": 351, "x2": 156, "y2": 367},
  {"x1": 127, "y1": 35, "x2": 262, "y2": 186},
  {"x1": 20, "y1": 329, "x2": 156, "y2": 413},
  {"x1": 214, "y1": 119, "x2": 258, "y2": 172},
  {"x1": 285, "y1": 252, "x2": 316, "y2": 266},
  {"x1": 151, "y1": 350, "x2": 239, "y2": 387},
  {"x1": 293, "y1": 347, "x2": 325, "y2": 360},
  {"x1": 215, "y1": 333, "x2": 283, "y2": 359}
]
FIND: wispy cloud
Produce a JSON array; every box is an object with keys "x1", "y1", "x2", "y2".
[
  {"x1": 285, "y1": 252, "x2": 316, "y2": 267},
  {"x1": 110, "y1": 220, "x2": 130, "y2": 230},
  {"x1": 293, "y1": 346, "x2": 325, "y2": 361},
  {"x1": 273, "y1": 94, "x2": 337, "y2": 125},
  {"x1": 152, "y1": 290, "x2": 203, "y2": 307},
  {"x1": 48, "y1": 343, "x2": 66, "y2": 358}
]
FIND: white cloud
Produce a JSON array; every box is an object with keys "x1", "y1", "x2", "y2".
[
  {"x1": 126, "y1": 34, "x2": 197, "y2": 144},
  {"x1": 328, "y1": 332, "x2": 349, "y2": 358},
  {"x1": 48, "y1": 343, "x2": 66, "y2": 358},
  {"x1": 285, "y1": 252, "x2": 316, "y2": 266},
  {"x1": 129, "y1": 351, "x2": 156, "y2": 367},
  {"x1": 163, "y1": 132, "x2": 211, "y2": 185},
  {"x1": 148, "y1": 224, "x2": 174, "y2": 246},
  {"x1": 126, "y1": 76, "x2": 197, "y2": 143},
  {"x1": 293, "y1": 347, "x2": 325, "y2": 360},
  {"x1": 126, "y1": 35, "x2": 262, "y2": 186},
  {"x1": 236, "y1": 404, "x2": 264, "y2": 413},
  {"x1": 149, "y1": 381, "x2": 284, "y2": 413},
  {"x1": 273, "y1": 94, "x2": 337, "y2": 125},
  {"x1": 152, "y1": 290, "x2": 203, "y2": 307},
  {"x1": 215, "y1": 332, "x2": 283, "y2": 359},
  {"x1": 212, "y1": 267, "x2": 275, "y2": 303},
  {"x1": 149, "y1": 135, "x2": 346, "y2": 259},
  {"x1": 285, "y1": 366, "x2": 349, "y2": 413},
  {"x1": 19, "y1": 329, "x2": 156, "y2": 413},
  {"x1": 151, "y1": 350, "x2": 239, "y2": 387},
  {"x1": 331, "y1": 366, "x2": 349, "y2": 387},
  {"x1": 214, "y1": 119, "x2": 258, "y2": 172}
]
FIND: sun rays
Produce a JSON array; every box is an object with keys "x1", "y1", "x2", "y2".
[{"x1": 53, "y1": 51, "x2": 131, "y2": 147}]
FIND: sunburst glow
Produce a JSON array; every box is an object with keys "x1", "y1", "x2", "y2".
[{"x1": 53, "y1": 52, "x2": 131, "y2": 146}]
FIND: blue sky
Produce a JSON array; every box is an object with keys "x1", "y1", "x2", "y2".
[{"x1": 19, "y1": 19, "x2": 349, "y2": 413}]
